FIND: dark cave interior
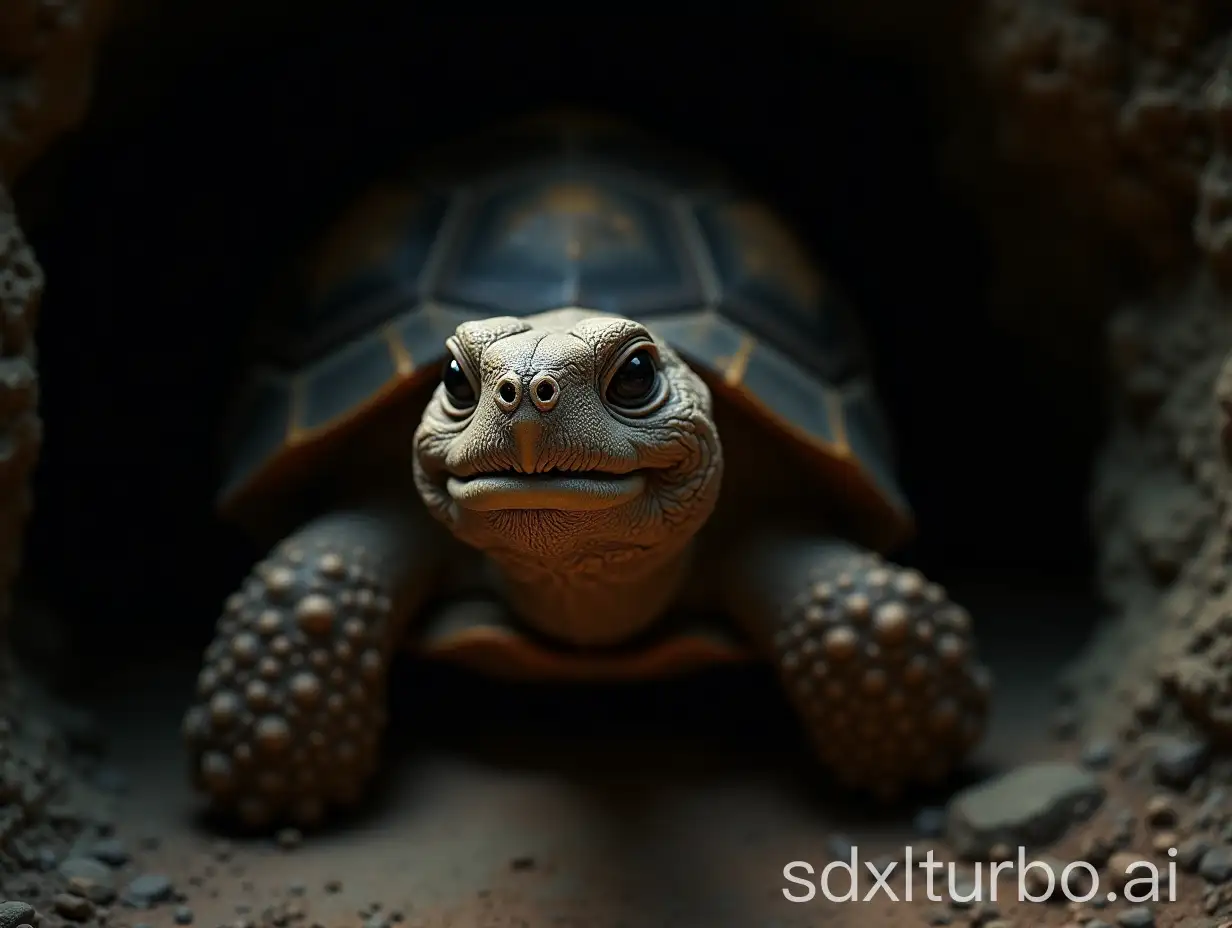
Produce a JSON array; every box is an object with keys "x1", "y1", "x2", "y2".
[{"x1": 8, "y1": 10, "x2": 1105, "y2": 772}]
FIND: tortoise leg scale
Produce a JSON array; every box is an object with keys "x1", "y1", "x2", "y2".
[
  {"x1": 722, "y1": 534, "x2": 992, "y2": 799},
  {"x1": 182, "y1": 507, "x2": 441, "y2": 828}
]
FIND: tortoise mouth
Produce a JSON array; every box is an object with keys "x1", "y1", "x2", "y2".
[{"x1": 445, "y1": 469, "x2": 647, "y2": 512}]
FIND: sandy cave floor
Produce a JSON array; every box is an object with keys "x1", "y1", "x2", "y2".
[{"x1": 12, "y1": 575, "x2": 1202, "y2": 928}]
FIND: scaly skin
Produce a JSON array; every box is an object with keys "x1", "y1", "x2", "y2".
[{"x1": 186, "y1": 308, "x2": 990, "y2": 826}]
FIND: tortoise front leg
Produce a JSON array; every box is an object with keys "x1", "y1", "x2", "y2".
[
  {"x1": 182, "y1": 504, "x2": 444, "y2": 828},
  {"x1": 721, "y1": 533, "x2": 991, "y2": 799}
]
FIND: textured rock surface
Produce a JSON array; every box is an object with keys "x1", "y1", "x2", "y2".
[
  {"x1": 954, "y1": 0, "x2": 1232, "y2": 752},
  {"x1": 974, "y1": 0, "x2": 1232, "y2": 279},
  {"x1": 944, "y1": 761, "x2": 1105, "y2": 858},
  {"x1": 0, "y1": 0, "x2": 113, "y2": 630},
  {"x1": 0, "y1": 0, "x2": 112, "y2": 182},
  {"x1": 0, "y1": 0, "x2": 112, "y2": 904}
]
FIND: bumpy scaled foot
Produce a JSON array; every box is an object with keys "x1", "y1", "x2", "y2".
[
  {"x1": 182, "y1": 540, "x2": 399, "y2": 827},
  {"x1": 772, "y1": 552, "x2": 991, "y2": 798}
]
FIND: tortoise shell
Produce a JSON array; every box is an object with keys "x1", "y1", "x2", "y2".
[{"x1": 219, "y1": 116, "x2": 912, "y2": 551}]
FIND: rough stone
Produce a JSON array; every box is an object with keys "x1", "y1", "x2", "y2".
[
  {"x1": 945, "y1": 763, "x2": 1105, "y2": 858},
  {"x1": 123, "y1": 874, "x2": 174, "y2": 907},
  {"x1": 1152, "y1": 738, "x2": 1211, "y2": 790},
  {"x1": 57, "y1": 857, "x2": 113, "y2": 890},
  {"x1": 0, "y1": 903, "x2": 36, "y2": 928},
  {"x1": 1198, "y1": 846, "x2": 1232, "y2": 884},
  {"x1": 1116, "y1": 908, "x2": 1155, "y2": 928}
]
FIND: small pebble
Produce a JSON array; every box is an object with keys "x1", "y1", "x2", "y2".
[
  {"x1": 1116, "y1": 907, "x2": 1154, "y2": 928},
  {"x1": 275, "y1": 828, "x2": 302, "y2": 850},
  {"x1": 509, "y1": 856, "x2": 535, "y2": 872},
  {"x1": 1151, "y1": 831, "x2": 1179, "y2": 855},
  {"x1": 124, "y1": 873, "x2": 174, "y2": 907},
  {"x1": 1108, "y1": 852, "x2": 1141, "y2": 890},
  {"x1": 52, "y1": 894, "x2": 94, "y2": 922},
  {"x1": 924, "y1": 907, "x2": 952, "y2": 925},
  {"x1": 1144, "y1": 795, "x2": 1177, "y2": 827},
  {"x1": 1195, "y1": 789, "x2": 1225, "y2": 829},
  {"x1": 1152, "y1": 737, "x2": 1210, "y2": 789},
  {"x1": 89, "y1": 838, "x2": 130, "y2": 867},
  {"x1": 1177, "y1": 836, "x2": 1212, "y2": 872},
  {"x1": 1080, "y1": 739, "x2": 1115, "y2": 770},
  {"x1": 1198, "y1": 845, "x2": 1232, "y2": 883},
  {"x1": 67, "y1": 874, "x2": 116, "y2": 905},
  {"x1": 173, "y1": 906, "x2": 194, "y2": 925},
  {"x1": 58, "y1": 857, "x2": 114, "y2": 888}
]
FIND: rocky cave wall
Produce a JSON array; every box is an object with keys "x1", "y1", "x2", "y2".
[
  {"x1": 807, "y1": 0, "x2": 1232, "y2": 750},
  {"x1": 0, "y1": 0, "x2": 114, "y2": 888},
  {"x1": 924, "y1": 0, "x2": 1232, "y2": 745}
]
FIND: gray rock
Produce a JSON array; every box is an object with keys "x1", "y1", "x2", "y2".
[
  {"x1": 57, "y1": 857, "x2": 114, "y2": 890},
  {"x1": 945, "y1": 762, "x2": 1106, "y2": 858},
  {"x1": 89, "y1": 838, "x2": 129, "y2": 867},
  {"x1": 1197, "y1": 845, "x2": 1232, "y2": 884},
  {"x1": 1081, "y1": 739, "x2": 1115, "y2": 770},
  {"x1": 0, "y1": 902, "x2": 36, "y2": 928},
  {"x1": 172, "y1": 906, "x2": 193, "y2": 925},
  {"x1": 1195, "y1": 789, "x2": 1225, "y2": 829},
  {"x1": 1151, "y1": 737, "x2": 1210, "y2": 788},
  {"x1": 124, "y1": 874, "x2": 174, "y2": 907},
  {"x1": 1176, "y1": 836, "x2": 1212, "y2": 873},
  {"x1": 1116, "y1": 907, "x2": 1155, "y2": 928}
]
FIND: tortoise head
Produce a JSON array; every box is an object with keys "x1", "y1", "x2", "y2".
[{"x1": 412, "y1": 308, "x2": 723, "y2": 569}]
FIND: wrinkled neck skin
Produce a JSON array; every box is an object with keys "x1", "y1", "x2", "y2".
[{"x1": 484, "y1": 536, "x2": 695, "y2": 648}]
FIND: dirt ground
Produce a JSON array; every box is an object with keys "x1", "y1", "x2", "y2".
[{"x1": 12, "y1": 575, "x2": 1192, "y2": 928}]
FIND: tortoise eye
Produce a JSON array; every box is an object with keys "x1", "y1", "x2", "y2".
[
  {"x1": 441, "y1": 356, "x2": 476, "y2": 410},
  {"x1": 606, "y1": 348, "x2": 658, "y2": 409}
]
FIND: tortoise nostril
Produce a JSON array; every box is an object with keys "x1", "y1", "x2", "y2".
[
  {"x1": 494, "y1": 373, "x2": 522, "y2": 413},
  {"x1": 529, "y1": 372, "x2": 560, "y2": 411}
]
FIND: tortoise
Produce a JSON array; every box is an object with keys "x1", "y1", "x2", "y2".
[{"x1": 182, "y1": 114, "x2": 991, "y2": 827}]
